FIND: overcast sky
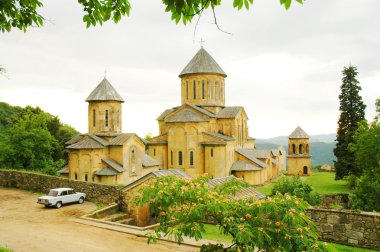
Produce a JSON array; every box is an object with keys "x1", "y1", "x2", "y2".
[{"x1": 0, "y1": 0, "x2": 379, "y2": 138}]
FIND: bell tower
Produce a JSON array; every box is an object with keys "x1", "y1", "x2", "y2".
[
  {"x1": 86, "y1": 78, "x2": 124, "y2": 134},
  {"x1": 179, "y1": 47, "x2": 227, "y2": 113},
  {"x1": 287, "y1": 126, "x2": 311, "y2": 176}
]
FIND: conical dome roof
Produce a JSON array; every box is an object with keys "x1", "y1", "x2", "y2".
[
  {"x1": 179, "y1": 47, "x2": 227, "y2": 77},
  {"x1": 289, "y1": 126, "x2": 309, "y2": 139},
  {"x1": 86, "y1": 78, "x2": 124, "y2": 102}
]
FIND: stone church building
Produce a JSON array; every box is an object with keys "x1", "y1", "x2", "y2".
[{"x1": 63, "y1": 47, "x2": 284, "y2": 185}]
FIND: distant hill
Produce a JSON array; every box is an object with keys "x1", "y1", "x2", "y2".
[{"x1": 255, "y1": 133, "x2": 336, "y2": 165}]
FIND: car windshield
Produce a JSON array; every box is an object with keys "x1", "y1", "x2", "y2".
[{"x1": 48, "y1": 190, "x2": 58, "y2": 197}]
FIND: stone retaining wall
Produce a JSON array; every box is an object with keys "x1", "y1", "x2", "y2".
[
  {"x1": 306, "y1": 208, "x2": 380, "y2": 250},
  {"x1": 0, "y1": 169, "x2": 119, "y2": 205}
]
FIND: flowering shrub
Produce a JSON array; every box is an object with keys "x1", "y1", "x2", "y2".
[{"x1": 134, "y1": 175, "x2": 326, "y2": 252}]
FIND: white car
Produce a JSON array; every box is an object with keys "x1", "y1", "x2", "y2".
[{"x1": 37, "y1": 188, "x2": 86, "y2": 208}]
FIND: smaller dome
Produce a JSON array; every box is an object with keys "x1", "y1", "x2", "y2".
[
  {"x1": 179, "y1": 47, "x2": 227, "y2": 78},
  {"x1": 86, "y1": 78, "x2": 124, "y2": 102}
]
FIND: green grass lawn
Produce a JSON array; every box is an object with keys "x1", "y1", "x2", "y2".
[
  {"x1": 202, "y1": 224, "x2": 377, "y2": 251},
  {"x1": 255, "y1": 172, "x2": 352, "y2": 196},
  {"x1": 0, "y1": 247, "x2": 13, "y2": 252}
]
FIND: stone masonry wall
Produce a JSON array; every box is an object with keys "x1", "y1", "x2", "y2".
[
  {"x1": 306, "y1": 208, "x2": 380, "y2": 250},
  {"x1": 0, "y1": 169, "x2": 119, "y2": 205}
]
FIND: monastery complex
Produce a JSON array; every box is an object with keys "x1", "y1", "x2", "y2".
[{"x1": 62, "y1": 47, "x2": 311, "y2": 186}]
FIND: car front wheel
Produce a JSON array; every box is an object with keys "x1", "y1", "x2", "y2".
[
  {"x1": 56, "y1": 201, "x2": 62, "y2": 209},
  {"x1": 78, "y1": 197, "x2": 84, "y2": 204}
]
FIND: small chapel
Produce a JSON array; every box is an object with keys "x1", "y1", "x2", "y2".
[{"x1": 62, "y1": 47, "x2": 284, "y2": 185}]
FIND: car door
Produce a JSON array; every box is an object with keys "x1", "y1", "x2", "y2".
[
  {"x1": 67, "y1": 189, "x2": 77, "y2": 203},
  {"x1": 60, "y1": 190, "x2": 69, "y2": 204}
]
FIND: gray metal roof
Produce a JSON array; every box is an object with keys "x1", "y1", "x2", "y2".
[
  {"x1": 203, "y1": 132, "x2": 234, "y2": 141},
  {"x1": 121, "y1": 169, "x2": 192, "y2": 191},
  {"x1": 289, "y1": 126, "x2": 309, "y2": 139},
  {"x1": 101, "y1": 158, "x2": 124, "y2": 173},
  {"x1": 85, "y1": 78, "x2": 124, "y2": 102},
  {"x1": 108, "y1": 133, "x2": 134, "y2": 146},
  {"x1": 165, "y1": 108, "x2": 209, "y2": 123},
  {"x1": 201, "y1": 141, "x2": 227, "y2": 146},
  {"x1": 142, "y1": 154, "x2": 161, "y2": 167},
  {"x1": 231, "y1": 161, "x2": 262, "y2": 171},
  {"x1": 179, "y1": 47, "x2": 227, "y2": 77},
  {"x1": 186, "y1": 103, "x2": 216, "y2": 118},
  {"x1": 271, "y1": 149, "x2": 280, "y2": 156},
  {"x1": 66, "y1": 135, "x2": 106, "y2": 149},
  {"x1": 95, "y1": 132, "x2": 123, "y2": 137},
  {"x1": 207, "y1": 176, "x2": 265, "y2": 199},
  {"x1": 65, "y1": 134, "x2": 83, "y2": 145},
  {"x1": 95, "y1": 167, "x2": 118, "y2": 176},
  {"x1": 235, "y1": 149, "x2": 268, "y2": 168},
  {"x1": 251, "y1": 149, "x2": 272, "y2": 159},
  {"x1": 216, "y1": 107, "x2": 244, "y2": 119},
  {"x1": 58, "y1": 167, "x2": 69, "y2": 174},
  {"x1": 157, "y1": 108, "x2": 177, "y2": 121}
]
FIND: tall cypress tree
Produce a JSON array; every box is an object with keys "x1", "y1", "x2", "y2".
[{"x1": 334, "y1": 65, "x2": 366, "y2": 179}]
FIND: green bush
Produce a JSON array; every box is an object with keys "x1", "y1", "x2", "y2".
[
  {"x1": 346, "y1": 174, "x2": 358, "y2": 189},
  {"x1": 350, "y1": 173, "x2": 380, "y2": 212},
  {"x1": 271, "y1": 176, "x2": 322, "y2": 206}
]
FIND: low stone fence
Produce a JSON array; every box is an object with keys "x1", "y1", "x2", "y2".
[
  {"x1": 0, "y1": 169, "x2": 119, "y2": 205},
  {"x1": 321, "y1": 193, "x2": 349, "y2": 209},
  {"x1": 306, "y1": 208, "x2": 380, "y2": 250}
]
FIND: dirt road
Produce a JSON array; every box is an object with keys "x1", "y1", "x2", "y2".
[{"x1": 0, "y1": 187, "x2": 196, "y2": 252}]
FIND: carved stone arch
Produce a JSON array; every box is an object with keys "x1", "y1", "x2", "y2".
[
  {"x1": 299, "y1": 144, "x2": 303, "y2": 154},
  {"x1": 187, "y1": 125, "x2": 198, "y2": 135}
]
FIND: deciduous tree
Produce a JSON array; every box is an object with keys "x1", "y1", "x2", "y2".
[
  {"x1": 0, "y1": 0, "x2": 303, "y2": 32},
  {"x1": 134, "y1": 175, "x2": 326, "y2": 252},
  {"x1": 334, "y1": 65, "x2": 366, "y2": 180}
]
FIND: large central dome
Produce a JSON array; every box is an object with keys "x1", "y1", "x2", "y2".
[{"x1": 179, "y1": 47, "x2": 227, "y2": 77}]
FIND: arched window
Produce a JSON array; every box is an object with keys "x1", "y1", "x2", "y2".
[
  {"x1": 299, "y1": 144, "x2": 303, "y2": 154},
  {"x1": 190, "y1": 151, "x2": 194, "y2": 166},
  {"x1": 202, "y1": 80, "x2": 205, "y2": 99},
  {"x1": 85, "y1": 174, "x2": 88, "y2": 182},
  {"x1": 171, "y1": 151, "x2": 173, "y2": 166},
  {"x1": 178, "y1": 151, "x2": 183, "y2": 166},
  {"x1": 186, "y1": 81, "x2": 189, "y2": 100},
  {"x1": 193, "y1": 80, "x2": 196, "y2": 99},
  {"x1": 153, "y1": 148, "x2": 156, "y2": 156},
  {"x1": 292, "y1": 144, "x2": 296, "y2": 154},
  {"x1": 216, "y1": 81, "x2": 219, "y2": 99},
  {"x1": 93, "y1": 109, "x2": 96, "y2": 127},
  {"x1": 306, "y1": 144, "x2": 309, "y2": 153},
  {"x1": 74, "y1": 173, "x2": 78, "y2": 180},
  {"x1": 211, "y1": 148, "x2": 213, "y2": 157},
  {"x1": 210, "y1": 80, "x2": 214, "y2": 99},
  {"x1": 105, "y1": 110, "x2": 109, "y2": 127}
]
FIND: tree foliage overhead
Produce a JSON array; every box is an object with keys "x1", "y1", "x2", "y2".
[
  {"x1": 134, "y1": 175, "x2": 326, "y2": 252},
  {"x1": 349, "y1": 98, "x2": 380, "y2": 211},
  {"x1": 0, "y1": 0, "x2": 304, "y2": 32},
  {"x1": 334, "y1": 65, "x2": 366, "y2": 180},
  {"x1": 0, "y1": 102, "x2": 78, "y2": 174}
]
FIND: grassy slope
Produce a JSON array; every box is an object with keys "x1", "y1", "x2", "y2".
[{"x1": 255, "y1": 172, "x2": 352, "y2": 196}]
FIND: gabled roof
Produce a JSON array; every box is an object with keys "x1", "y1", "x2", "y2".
[
  {"x1": 207, "y1": 176, "x2": 265, "y2": 199},
  {"x1": 101, "y1": 158, "x2": 124, "y2": 173},
  {"x1": 58, "y1": 167, "x2": 69, "y2": 174},
  {"x1": 108, "y1": 133, "x2": 135, "y2": 146},
  {"x1": 289, "y1": 126, "x2": 309, "y2": 139},
  {"x1": 65, "y1": 134, "x2": 84, "y2": 145},
  {"x1": 66, "y1": 135, "x2": 106, "y2": 149},
  {"x1": 165, "y1": 108, "x2": 209, "y2": 123},
  {"x1": 142, "y1": 154, "x2": 161, "y2": 167},
  {"x1": 235, "y1": 149, "x2": 268, "y2": 168},
  {"x1": 271, "y1": 149, "x2": 281, "y2": 156},
  {"x1": 121, "y1": 169, "x2": 192, "y2": 191},
  {"x1": 157, "y1": 108, "x2": 177, "y2": 121},
  {"x1": 95, "y1": 167, "x2": 118, "y2": 176},
  {"x1": 179, "y1": 47, "x2": 227, "y2": 78},
  {"x1": 216, "y1": 107, "x2": 244, "y2": 119},
  {"x1": 86, "y1": 78, "x2": 124, "y2": 102},
  {"x1": 203, "y1": 132, "x2": 234, "y2": 141},
  {"x1": 231, "y1": 161, "x2": 262, "y2": 171},
  {"x1": 186, "y1": 103, "x2": 216, "y2": 118},
  {"x1": 251, "y1": 149, "x2": 272, "y2": 159}
]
